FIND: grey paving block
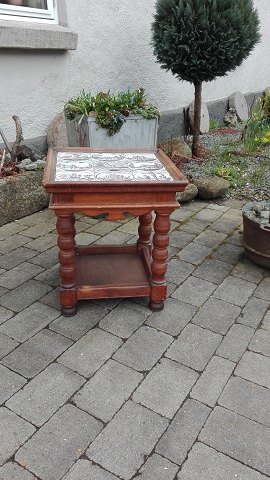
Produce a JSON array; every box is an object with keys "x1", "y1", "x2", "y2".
[
  {"x1": 135, "y1": 453, "x2": 178, "y2": 480},
  {"x1": 0, "y1": 279, "x2": 52, "y2": 313},
  {"x1": 226, "y1": 230, "x2": 243, "y2": 245},
  {"x1": 208, "y1": 203, "x2": 230, "y2": 212},
  {"x1": 0, "y1": 333, "x2": 19, "y2": 360},
  {"x1": 50, "y1": 302, "x2": 108, "y2": 340},
  {"x1": 2, "y1": 329, "x2": 72, "y2": 378},
  {"x1": 177, "y1": 242, "x2": 213, "y2": 265},
  {"x1": 75, "y1": 232, "x2": 100, "y2": 245},
  {"x1": 156, "y1": 398, "x2": 210, "y2": 465},
  {"x1": 0, "y1": 302, "x2": 60, "y2": 342},
  {"x1": 180, "y1": 218, "x2": 209, "y2": 235},
  {"x1": 0, "y1": 364, "x2": 26, "y2": 404},
  {"x1": 211, "y1": 243, "x2": 243, "y2": 264},
  {"x1": 29, "y1": 245, "x2": 58, "y2": 269},
  {"x1": 0, "y1": 222, "x2": 27, "y2": 240},
  {"x1": 95, "y1": 231, "x2": 132, "y2": 245},
  {"x1": 0, "y1": 262, "x2": 43, "y2": 290},
  {"x1": 235, "y1": 351, "x2": 270, "y2": 389},
  {"x1": 169, "y1": 230, "x2": 196, "y2": 248},
  {"x1": 193, "y1": 229, "x2": 227, "y2": 248},
  {"x1": 0, "y1": 407, "x2": 35, "y2": 466},
  {"x1": 7, "y1": 363, "x2": 85, "y2": 426},
  {"x1": 40, "y1": 287, "x2": 60, "y2": 310},
  {"x1": 0, "y1": 286, "x2": 8, "y2": 297},
  {"x1": 0, "y1": 235, "x2": 29, "y2": 255},
  {"x1": 192, "y1": 258, "x2": 233, "y2": 284},
  {"x1": 91, "y1": 297, "x2": 123, "y2": 310},
  {"x1": 213, "y1": 276, "x2": 256, "y2": 307},
  {"x1": 262, "y1": 310, "x2": 270, "y2": 331},
  {"x1": 172, "y1": 276, "x2": 216, "y2": 307},
  {"x1": 166, "y1": 323, "x2": 222, "y2": 371},
  {"x1": 34, "y1": 264, "x2": 59, "y2": 287},
  {"x1": 99, "y1": 300, "x2": 150, "y2": 339},
  {"x1": 193, "y1": 208, "x2": 223, "y2": 222},
  {"x1": 190, "y1": 356, "x2": 235, "y2": 407},
  {"x1": 88, "y1": 220, "x2": 121, "y2": 235},
  {"x1": 171, "y1": 208, "x2": 194, "y2": 222},
  {"x1": 249, "y1": 328, "x2": 270, "y2": 357},
  {"x1": 199, "y1": 406, "x2": 270, "y2": 476},
  {"x1": 232, "y1": 258, "x2": 266, "y2": 283},
  {"x1": 113, "y1": 326, "x2": 173, "y2": 372},
  {"x1": 217, "y1": 324, "x2": 254, "y2": 362},
  {"x1": 0, "y1": 462, "x2": 37, "y2": 480},
  {"x1": 209, "y1": 218, "x2": 240, "y2": 234},
  {"x1": 58, "y1": 328, "x2": 122, "y2": 377},
  {"x1": 219, "y1": 376, "x2": 270, "y2": 428},
  {"x1": 116, "y1": 218, "x2": 138, "y2": 234},
  {"x1": 191, "y1": 297, "x2": 240, "y2": 334},
  {"x1": 146, "y1": 298, "x2": 197, "y2": 336},
  {"x1": 73, "y1": 359, "x2": 142, "y2": 422},
  {"x1": 178, "y1": 442, "x2": 268, "y2": 480},
  {"x1": 0, "y1": 247, "x2": 38, "y2": 270},
  {"x1": 0, "y1": 306, "x2": 13, "y2": 324},
  {"x1": 133, "y1": 358, "x2": 198, "y2": 418},
  {"x1": 238, "y1": 297, "x2": 269, "y2": 328},
  {"x1": 16, "y1": 404, "x2": 103, "y2": 480},
  {"x1": 87, "y1": 401, "x2": 168, "y2": 480},
  {"x1": 254, "y1": 278, "x2": 270, "y2": 301},
  {"x1": 62, "y1": 460, "x2": 119, "y2": 480},
  {"x1": 25, "y1": 234, "x2": 57, "y2": 252},
  {"x1": 20, "y1": 223, "x2": 55, "y2": 239},
  {"x1": 166, "y1": 259, "x2": 195, "y2": 285}
]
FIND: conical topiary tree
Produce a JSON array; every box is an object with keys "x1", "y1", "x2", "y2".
[{"x1": 152, "y1": 0, "x2": 261, "y2": 156}]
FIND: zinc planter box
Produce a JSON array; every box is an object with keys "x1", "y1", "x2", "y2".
[{"x1": 65, "y1": 115, "x2": 159, "y2": 149}]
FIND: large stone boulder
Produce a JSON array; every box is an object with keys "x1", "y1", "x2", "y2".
[
  {"x1": 194, "y1": 176, "x2": 229, "y2": 199},
  {"x1": 189, "y1": 101, "x2": 210, "y2": 133},
  {"x1": 177, "y1": 183, "x2": 198, "y2": 203},
  {"x1": 229, "y1": 92, "x2": 249, "y2": 122},
  {"x1": 47, "y1": 112, "x2": 68, "y2": 148}
]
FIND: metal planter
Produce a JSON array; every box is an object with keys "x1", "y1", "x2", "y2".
[{"x1": 242, "y1": 202, "x2": 270, "y2": 269}]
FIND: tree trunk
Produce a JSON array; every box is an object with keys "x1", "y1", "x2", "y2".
[{"x1": 192, "y1": 80, "x2": 202, "y2": 157}]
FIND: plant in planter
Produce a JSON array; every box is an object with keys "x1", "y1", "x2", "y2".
[
  {"x1": 242, "y1": 202, "x2": 270, "y2": 268},
  {"x1": 64, "y1": 87, "x2": 160, "y2": 148}
]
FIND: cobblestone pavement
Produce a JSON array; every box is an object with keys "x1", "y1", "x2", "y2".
[{"x1": 0, "y1": 198, "x2": 270, "y2": 480}]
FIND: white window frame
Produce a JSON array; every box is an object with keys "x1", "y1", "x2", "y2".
[{"x1": 0, "y1": 0, "x2": 58, "y2": 24}]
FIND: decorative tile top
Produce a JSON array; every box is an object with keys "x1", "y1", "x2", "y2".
[{"x1": 55, "y1": 152, "x2": 174, "y2": 182}]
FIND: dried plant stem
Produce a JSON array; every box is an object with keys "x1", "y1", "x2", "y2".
[
  {"x1": 10, "y1": 115, "x2": 23, "y2": 163},
  {"x1": 0, "y1": 149, "x2": 6, "y2": 170},
  {"x1": 0, "y1": 128, "x2": 11, "y2": 154}
]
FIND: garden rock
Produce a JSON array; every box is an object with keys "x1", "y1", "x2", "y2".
[
  {"x1": 17, "y1": 144, "x2": 44, "y2": 162},
  {"x1": 194, "y1": 176, "x2": 229, "y2": 199},
  {"x1": 177, "y1": 183, "x2": 198, "y2": 203},
  {"x1": 229, "y1": 92, "x2": 249, "y2": 122},
  {"x1": 189, "y1": 101, "x2": 210, "y2": 134},
  {"x1": 224, "y1": 108, "x2": 238, "y2": 127},
  {"x1": 47, "y1": 112, "x2": 68, "y2": 148}
]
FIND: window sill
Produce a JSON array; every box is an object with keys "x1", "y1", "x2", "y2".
[{"x1": 0, "y1": 19, "x2": 77, "y2": 50}]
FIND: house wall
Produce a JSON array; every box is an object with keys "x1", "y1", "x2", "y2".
[{"x1": 1, "y1": 0, "x2": 270, "y2": 143}]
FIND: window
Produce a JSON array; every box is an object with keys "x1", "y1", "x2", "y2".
[{"x1": 0, "y1": 0, "x2": 58, "y2": 23}]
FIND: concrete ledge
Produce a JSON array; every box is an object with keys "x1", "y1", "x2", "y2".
[{"x1": 0, "y1": 20, "x2": 77, "y2": 50}]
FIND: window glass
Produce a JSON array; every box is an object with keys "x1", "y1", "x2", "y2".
[{"x1": 0, "y1": 0, "x2": 57, "y2": 22}]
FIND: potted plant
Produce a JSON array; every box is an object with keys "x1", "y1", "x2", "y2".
[
  {"x1": 242, "y1": 202, "x2": 270, "y2": 268},
  {"x1": 64, "y1": 87, "x2": 160, "y2": 149}
]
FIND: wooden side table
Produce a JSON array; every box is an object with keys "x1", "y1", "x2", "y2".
[{"x1": 43, "y1": 147, "x2": 188, "y2": 316}]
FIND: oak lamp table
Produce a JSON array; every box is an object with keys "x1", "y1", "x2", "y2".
[{"x1": 43, "y1": 148, "x2": 188, "y2": 316}]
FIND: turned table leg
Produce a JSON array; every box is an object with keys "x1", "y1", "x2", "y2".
[
  {"x1": 137, "y1": 211, "x2": 152, "y2": 251},
  {"x1": 149, "y1": 211, "x2": 171, "y2": 311},
  {"x1": 56, "y1": 213, "x2": 77, "y2": 316}
]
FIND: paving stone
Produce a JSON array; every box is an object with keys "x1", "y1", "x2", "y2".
[
  {"x1": 193, "y1": 208, "x2": 222, "y2": 222},
  {"x1": 0, "y1": 364, "x2": 26, "y2": 404},
  {"x1": 0, "y1": 279, "x2": 52, "y2": 313},
  {"x1": 208, "y1": 203, "x2": 230, "y2": 212},
  {"x1": 0, "y1": 235, "x2": 29, "y2": 255},
  {"x1": 49, "y1": 302, "x2": 107, "y2": 340},
  {"x1": 25, "y1": 233, "x2": 57, "y2": 252},
  {"x1": 169, "y1": 229, "x2": 196, "y2": 249},
  {"x1": 199, "y1": 406, "x2": 270, "y2": 476},
  {"x1": 16, "y1": 404, "x2": 103, "y2": 480},
  {"x1": 166, "y1": 323, "x2": 222, "y2": 371},
  {"x1": 193, "y1": 229, "x2": 227, "y2": 248},
  {"x1": 191, "y1": 297, "x2": 240, "y2": 334},
  {"x1": 222, "y1": 207, "x2": 243, "y2": 220},
  {"x1": 171, "y1": 208, "x2": 194, "y2": 222},
  {"x1": 249, "y1": 328, "x2": 270, "y2": 357},
  {"x1": 17, "y1": 209, "x2": 55, "y2": 226},
  {"x1": 2, "y1": 329, "x2": 72, "y2": 378},
  {"x1": 135, "y1": 453, "x2": 178, "y2": 480},
  {"x1": 254, "y1": 278, "x2": 270, "y2": 301},
  {"x1": 87, "y1": 400, "x2": 168, "y2": 480},
  {"x1": 0, "y1": 306, "x2": 13, "y2": 324},
  {"x1": 113, "y1": 326, "x2": 173, "y2": 372},
  {"x1": 177, "y1": 242, "x2": 213, "y2": 265},
  {"x1": 20, "y1": 223, "x2": 55, "y2": 239},
  {"x1": 181, "y1": 200, "x2": 208, "y2": 212},
  {"x1": 146, "y1": 298, "x2": 197, "y2": 336},
  {"x1": 133, "y1": 358, "x2": 198, "y2": 418},
  {"x1": 99, "y1": 300, "x2": 150, "y2": 338},
  {"x1": 29, "y1": 245, "x2": 58, "y2": 269},
  {"x1": 217, "y1": 324, "x2": 254, "y2": 362},
  {"x1": 75, "y1": 232, "x2": 100, "y2": 245},
  {"x1": 0, "y1": 302, "x2": 60, "y2": 342},
  {"x1": 116, "y1": 218, "x2": 139, "y2": 234},
  {"x1": 209, "y1": 218, "x2": 239, "y2": 234},
  {"x1": 58, "y1": 328, "x2": 122, "y2": 377},
  {"x1": 0, "y1": 262, "x2": 43, "y2": 289},
  {"x1": 34, "y1": 264, "x2": 59, "y2": 287},
  {"x1": 0, "y1": 462, "x2": 37, "y2": 480},
  {"x1": 0, "y1": 285, "x2": 8, "y2": 297},
  {"x1": 238, "y1": 297, "x2": 269, "y2": 328},
  {"x1": 7, "y1": 363, "x2": 85, "y2": 426},
  {"x1": 235, "y1": 351, "x2": 270, "y2": 389},
  {"x1": 156, "y1": 398, "x2": 210, "y2": 465},
  {"x1": 226, "y1": 230, "x2": 243, "y2": 245},
  {"x1": 0, "y1": 333, "x2": 19, "y2": 360},
  {"x1": 232, "y1": 258, "x2": 265, "y2": 283},
  {"x1": 219, "y1": 376, "x2": 270, "y2": 428},
  {"x1": 192, "y1": 258, "x2": 233, "y2": 284},
  {"x1": 62, "y1": 460, "x2": 119, "y2": 480},
  {"x1": 180, "y1": 219, "x2": 209, "y2": 235},
  {"x1": 73, "y1": 359, "x2": 142, "y2": 422},
  {"x1": 0, "y1": 407, "x2": 35, "y2": 466},
  {"x1": 213, "y1": 276, "x2": 256, "y2": 307},
  {"x1": 211, "y1": 242, "x2": 244, "y2": 264},
  {"x1": 0, "y1": 222, "x2": 28, "y2": 240},
  {"x1": 40, "y1": 287, "x2": 60, "y2": 309},
  {"x1": 95, "y1": 231, "x2": 133, "y2": 245},
  {"x1": 262, "y1": 310, "x2": 270, "y2": 331},
  {"x1": 87, "y1": 220, "x2": 121, "y2": 236},
  {"x1": 0, "y1": 247, "x2": 38, "y2": 270},
  {"x1": 179, "y1": 442, "x2": 269, "y2": 480},
  {"x1": 172, "y1": 276, "x2": 216, "y2": 307},
  {"x1": 190, "y1": 356, "x2": 235, "y2": 407},
  {"x1": 166, "y1": 259, "x2": 195, "y2": 285},
  {"x1": 91, "y1": 297, "x2": 122, "y2": 310}
]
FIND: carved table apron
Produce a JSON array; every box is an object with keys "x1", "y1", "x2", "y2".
[{"x1": 42, "y1": 147, "x2": 188, "y2": 316}]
